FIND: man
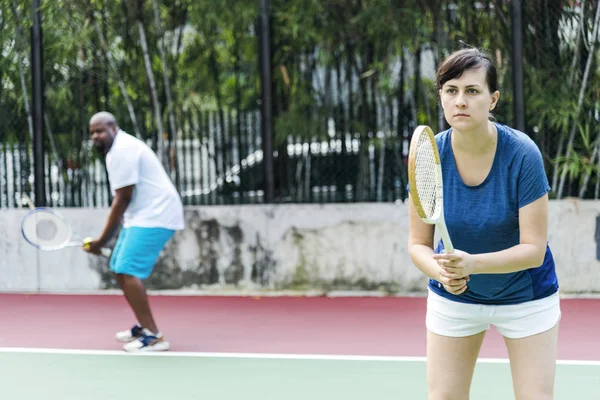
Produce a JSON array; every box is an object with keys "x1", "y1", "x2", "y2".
[{"x1": 84, "y1": 111, "x2": 184, "y2": 352}]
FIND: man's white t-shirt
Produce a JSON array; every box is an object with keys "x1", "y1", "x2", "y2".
[{"x1": 105, "y1": 130, "x2": 184, "y2": 230}]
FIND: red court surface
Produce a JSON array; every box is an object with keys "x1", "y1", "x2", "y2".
[{"x1": 0, "y1": 294, "x2": 597, "y2": 360}]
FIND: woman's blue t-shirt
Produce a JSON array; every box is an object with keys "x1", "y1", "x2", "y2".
[{"x1": 427, "y1": 123, "x2": 559, "y2": 305}]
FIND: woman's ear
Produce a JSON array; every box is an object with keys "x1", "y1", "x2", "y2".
[{"x1": 490, "y1": 90, "x2": 500, "y2": 110}]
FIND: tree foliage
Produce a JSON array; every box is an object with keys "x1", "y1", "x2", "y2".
[{"x1": 1, "y1": 0, "x2": 598, "y2": 206}]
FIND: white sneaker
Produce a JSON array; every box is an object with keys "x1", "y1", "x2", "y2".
[
  {"x1": 123, "y1": 329, "x2": 170, "y2": 352},
  {"x1": 115, "y1": 324, "x2": 144, "y2": 343}
]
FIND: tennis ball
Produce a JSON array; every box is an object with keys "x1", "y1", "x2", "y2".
[{"x1": 83, "y1": 237, "x2": 93, "y2": 249}]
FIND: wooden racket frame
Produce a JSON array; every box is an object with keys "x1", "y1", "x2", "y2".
[{"x1": 408, "y1": 125, "x2": 454, "y2": 253}]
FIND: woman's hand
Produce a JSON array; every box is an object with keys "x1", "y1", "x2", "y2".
[{"x1": 433, "y1": 250, "x2": 476, "y2": 295}]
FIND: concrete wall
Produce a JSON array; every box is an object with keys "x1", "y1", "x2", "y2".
[{"x1": 1, "y1": 199, "x2": 598, "y2": 294}]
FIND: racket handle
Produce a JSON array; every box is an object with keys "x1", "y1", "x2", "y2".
[
  {"x1": 83, "y1": 237, "x2": 112, "y2": 258},
  {"x1": 438, "y1": 223, "x2": 454, "y2": 253}
]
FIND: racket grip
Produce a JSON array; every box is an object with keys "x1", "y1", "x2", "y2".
[{"x1": 83, "y1": 237, "x2": 111, "y2": 258}]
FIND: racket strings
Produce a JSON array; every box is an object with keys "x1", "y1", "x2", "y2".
[
  {"x1": 36, "y1": 220, "x2": 59, "y2": 241},
  {"x1": 22, "y1": 211, "x2": 73, "y2": 249},
  {"x1": 414, "y1": 134, "x2": 440, "y2": 219}
]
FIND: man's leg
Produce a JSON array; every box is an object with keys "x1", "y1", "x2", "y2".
[
  {"x1": 111, "y1": 227, "x2": 175, "y2": 351},
  {"x1": 115, "y1": 273, "x2": 159, "y2": 334}
]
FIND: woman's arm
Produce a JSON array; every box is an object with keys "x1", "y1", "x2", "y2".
[
  {"x1": 435, "y1": 194, "x2": 549, "y2": 277},
  {"x1": 408, "y1": 194, "x2": 468, "y2": 294}
]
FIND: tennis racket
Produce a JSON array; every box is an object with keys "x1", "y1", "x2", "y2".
[
  {"x1": 21, "y1": 208, "x2": 112, "y2": 258},
  {"x1": 408, "y1": 125, "x2": 454, "y2": 253}
]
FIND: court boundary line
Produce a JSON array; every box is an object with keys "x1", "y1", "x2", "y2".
[{"x1": 0, "y1": 347, "x2": 598, "y2": 366}]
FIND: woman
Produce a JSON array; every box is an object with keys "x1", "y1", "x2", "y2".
[{"x1": 408, "y1": 48, "x2": 560, "y2": 400}]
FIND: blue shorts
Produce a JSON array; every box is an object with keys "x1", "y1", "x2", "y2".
[{"x1": 109, "y1": 227, "x2": 175, "y2": 280}]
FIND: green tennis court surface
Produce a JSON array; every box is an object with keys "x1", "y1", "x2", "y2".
[{"x1": 1, "y1": 349, "x2": 598, "y2": 399}]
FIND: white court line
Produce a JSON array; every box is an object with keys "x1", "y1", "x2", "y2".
[{"x1": 0, "y1": 347, "x2": 598, "y2": 366}]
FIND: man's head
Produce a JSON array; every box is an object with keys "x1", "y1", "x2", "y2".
[{"x1": 89, "y1": 111, "x2": 118, "y2": 153}]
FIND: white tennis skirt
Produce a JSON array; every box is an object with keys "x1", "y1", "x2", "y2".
[{"x1": 426, "y1": 288, "x2": 561, "y2": 339}]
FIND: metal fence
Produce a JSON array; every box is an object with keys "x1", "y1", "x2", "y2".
[
  {"x1": 2, "y1": 110, "x2": 405, "y2": 207},
  {"x1": 1, "y1": 0, "x2": 598, "y2": 208}
]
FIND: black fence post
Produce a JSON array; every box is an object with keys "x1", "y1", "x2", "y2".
[
  {"x1": 31, "y1": 0, "x2": 46, "y2": 207},
  {"x1": 259, "y1": 0, "x2": 274, "y2": 203},
  {"x1": 511, "y1": 0, "x2": 526, "y2": 133}
]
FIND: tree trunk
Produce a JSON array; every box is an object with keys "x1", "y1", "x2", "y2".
[
  {"x1": 9, "y1": 1, "x2": 33, "y2": 143},
  {"x1": 579, "y1": 143, "x2": 598, "y2": 198},
  {"x1": 137, "y1": 18, "x2": 167, "y2": 170},
  {"x1": 152, "y1": 0, "x2": 178, "y2": 181},
  {"x1": 414, "y1": 46, "x2": 422, "y2": 124},
  {"x1": 44, "y1": 113, "x2": 64, "y2": 206},
  {"x1": 94, "y1": 22, "x2": 141, "y2": 138},
  {"x1": 207, "y1": 38, "x2": 226, "y2": 181},
  {"x1": 406, "y1": 48, "x2": 418, "y2": 124},
  {"x1": 376, "y1": 137, "x2": 385, "y2": 202},
  {"x1": 595, "y1": 149, "x2": 600, "y2": 199}
]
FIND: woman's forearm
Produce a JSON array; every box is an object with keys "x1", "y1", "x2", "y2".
[
  {"x1": 409, "y1": 244, "x2": 441, "y2": 281},
  {"x1": 472, "y1": 243, "x2": 546, "y2": 274}
]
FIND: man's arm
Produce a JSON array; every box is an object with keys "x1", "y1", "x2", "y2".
[
  {"x1": 98, "y1": 185, "x2": 134, "y2": 244},
  {"x1": 83, "y1": 185, "x2": 133, "y2": 255}
]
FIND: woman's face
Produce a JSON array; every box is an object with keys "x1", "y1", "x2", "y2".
[{"x1": 439, "y1": 67, "x2": 499, "y2": 132}]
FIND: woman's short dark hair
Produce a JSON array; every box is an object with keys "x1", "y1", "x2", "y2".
[{"x1": 436, "y1": 48, "x2": 498, "y2": 93}]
